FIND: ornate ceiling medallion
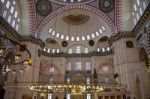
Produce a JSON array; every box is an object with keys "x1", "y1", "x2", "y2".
[
  {"x1": 36, "y1": 0, "x2": 52, "y2": 16},
  {"x1": 63, "y1": 14, "x2": 90, "y2": 25},
  {"x1": 99, "y1": 0, "x2": 114, "y2": 13}
]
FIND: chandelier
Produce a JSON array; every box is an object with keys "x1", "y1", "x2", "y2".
[{"x1": 4, "y1": 83, "x2": 127, "y2": 94}]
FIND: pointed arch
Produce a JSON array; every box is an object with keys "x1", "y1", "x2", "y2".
[
  {"x1": 27, "y1": 0, "x2": 36, "y2": 36},
  {"x1": 36, "y1": 5, "x2": 117, "y2": 37}
]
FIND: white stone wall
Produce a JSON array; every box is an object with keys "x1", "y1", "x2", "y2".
[{"x1": 113, "y1": 37, "x2": 150, "y2": 99}]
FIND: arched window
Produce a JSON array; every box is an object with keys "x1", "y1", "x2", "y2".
[
  {"x1": 86, "y1": 62, "x2": 91, "y2": 70},
  {"x1": 66, "y1": 62, "x2": 71, "y2": 71},
  {"x1": 102, "y1": 66, "x2": 110, "y2": 83},
  {"x1": 49, "y1": 67, "x2": 55, "y2": 74},
  {"x1": 75, "y1": 61, "x2": 82, "y2": 70}
]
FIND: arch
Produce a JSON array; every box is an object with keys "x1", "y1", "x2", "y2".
[
  {"x1": 98, "y1": 63, "x2": 114, "y2": 71},
  {"x1": 43, "y1": 38, "x2": 61, "y2": 54},
  {"x1": 96, "y1": 36, "x2": 109, "y2": 47},
  {"x1": 3, "y1": 48, "x2": 16, "y2": 63},
  {"x1": 36, "y1": 5, "x2": 117, "y2": 37},
  {"x1": 26, "y1": 0, "x2": 36, "y2": 36},
  {"x1": 40, "y1": 61, "x2": 60, "y2": 74},
  {"x1": 98, "y1": 36, "x2": 109, "y2": 42},
  {"x1": 97, "y1": 62, "x2": 114, "y2": 83},
  {"x1": 139, "y1": 47, "x2": 147, "y2": 61}
]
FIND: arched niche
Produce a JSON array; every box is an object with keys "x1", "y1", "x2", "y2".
[
  {"x1": 44, "y1": 38, "x2": 61, "y2": 53},
  {"x1": 96, "y1": 36, "x2": 109, "y2": 48}
]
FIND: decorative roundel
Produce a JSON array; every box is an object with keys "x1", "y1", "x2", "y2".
[
  {"x1": 36, "y1": 0, "x2": 52, "y2": 16},
  {"x1": 99, "y1": 0, "x2": 114, "y2": 13},
  {"x1": 89, "y1": 40, "x2": 95, "y2": 46},
  {"x1": 62, "y1": 41, "x2": 68, "y2": 47},
  {"x1": 38, "y1": 49, "x2": 41, "y2": 57}
]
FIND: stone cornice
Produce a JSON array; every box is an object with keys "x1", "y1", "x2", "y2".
[
  {"x1": 0, "y1": 17, "x2": 45, "y2": 48},
  {"x1": 109, "y1": 31, "x2": 134, "y2": 45},
  {"x1": 132, "y1": 4, "x2": 150, "y2": 35}
]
